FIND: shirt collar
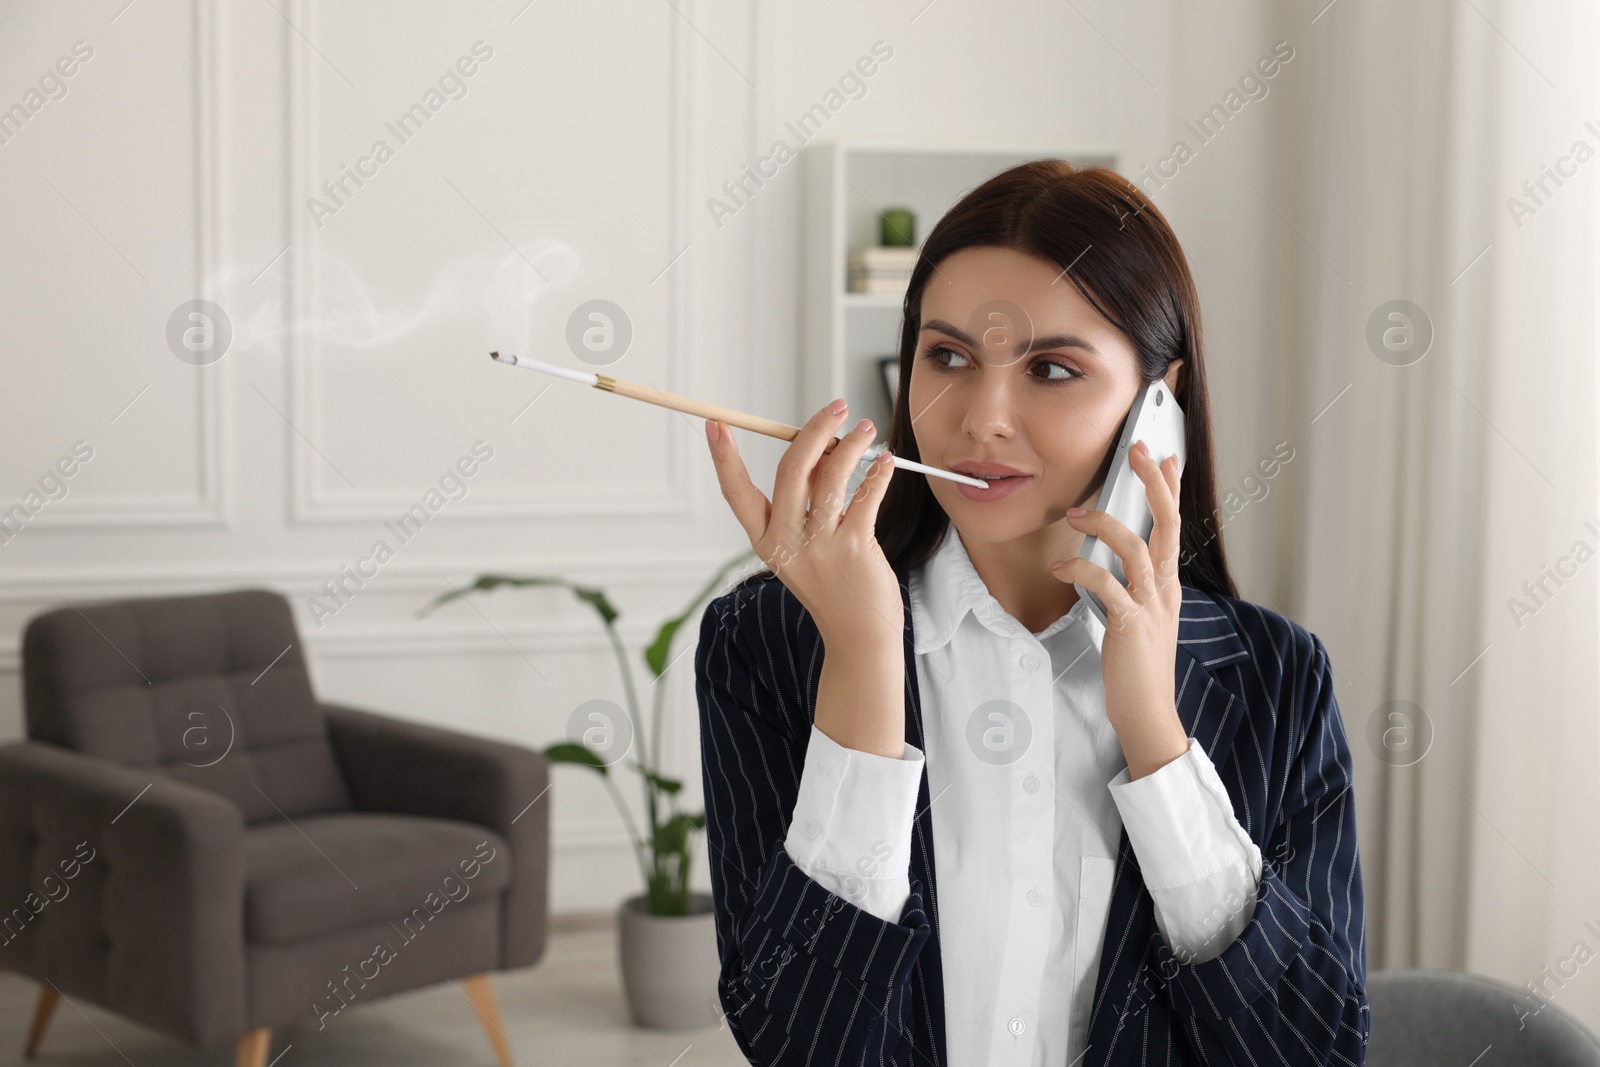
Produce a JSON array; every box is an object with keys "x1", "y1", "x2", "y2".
[{"x1": 909, "y1": 523, "x2": 1106, "y2": 657}]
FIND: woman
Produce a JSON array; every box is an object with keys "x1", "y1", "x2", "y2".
[{"x1": 695, "y1": 160, "x2": 1367, "y2": 1066}]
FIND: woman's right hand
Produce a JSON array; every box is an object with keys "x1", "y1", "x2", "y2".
[{"x1": 706, "y1": 398, "x2": 903, "y2": 651}]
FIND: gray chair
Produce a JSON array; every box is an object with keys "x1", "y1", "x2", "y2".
[
  {"x1": 1368, "y1": 968, "x2": 1600, "y2": 1066},
  {"x1": 0, "y1": 589, "x2": 550, "y2": 1067}
]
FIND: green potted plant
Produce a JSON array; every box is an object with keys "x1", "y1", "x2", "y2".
[{"x1": 417, "y1": 548, "x2": 757, "y2": 1028}]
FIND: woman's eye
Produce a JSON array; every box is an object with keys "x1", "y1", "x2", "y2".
[
  {"x1": 921, "y1": 341, "x2": 1081, "y2": 384},
  {"x1": 1033, "y1": 359, "x2": 1080, "y2": 382},
  {"x1": 925, "y1": 344, "x2": 970, "y2": 369}
]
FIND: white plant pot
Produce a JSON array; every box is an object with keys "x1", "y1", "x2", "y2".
[{"x1": 617, "y1": 891, "x2": 721, "y2": 1029}]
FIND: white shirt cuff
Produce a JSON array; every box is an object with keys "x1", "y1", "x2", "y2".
[
  {"x1": 1108, "y1": 737, "x2": 1263, "y2": 963},
  {"x1": 784, "y1": 723, "x2": 925, "y2": 925}
]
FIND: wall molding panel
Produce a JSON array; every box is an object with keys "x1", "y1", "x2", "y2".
[
  {"x1": 22, "y1": 0, "x2": 229, "y2": 531},
  {"x1": 281, "y1": 0, "x2": 697, "y2": 525}
]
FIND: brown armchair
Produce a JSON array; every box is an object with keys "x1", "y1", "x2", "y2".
[{"x1": 0, "y1": 588, "x2": 550, "y2": 1066}]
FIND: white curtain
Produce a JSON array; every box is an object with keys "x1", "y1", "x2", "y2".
[{"x1": 1292, "y1": 0, "x2": 1600, "y2": 1030}]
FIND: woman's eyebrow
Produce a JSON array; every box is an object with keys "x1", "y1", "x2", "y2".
[{"x1": 922, "y1": 317, "x2": 1100, "y2": 358}]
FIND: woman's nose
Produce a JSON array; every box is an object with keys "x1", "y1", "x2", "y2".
[{"x1": 960, "y1": 366, "x2": 1020, "y2": 437}]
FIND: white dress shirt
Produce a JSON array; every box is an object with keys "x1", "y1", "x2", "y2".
[{"x1": 783, "y1": 523, "x2": 1263, "y2": 1066}]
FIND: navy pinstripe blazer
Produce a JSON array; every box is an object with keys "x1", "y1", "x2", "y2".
[{"x1": 695, "y1": 561, "x2": 1369, "y2": 1066}]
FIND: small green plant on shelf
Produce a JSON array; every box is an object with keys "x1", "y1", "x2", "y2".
[{"x1": 417, "y1": 549, "x2": 758, "y2": 917}]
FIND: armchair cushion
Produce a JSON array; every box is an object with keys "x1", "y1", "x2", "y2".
[
  {"x1": 244, "y1": 813, "x2": 510, "y2": 944},
  {"x1": 22, "y1": 589, "x2": 351, "y2": 822},
  {"x1": 323, "y1": 703, "x2": 550, "y2": 970}
]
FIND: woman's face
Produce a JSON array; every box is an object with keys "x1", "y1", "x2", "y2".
[{"x1": 907, "y1": 244, "x2": 1153, "y2": 552}]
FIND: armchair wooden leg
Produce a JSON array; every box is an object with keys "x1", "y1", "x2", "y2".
[
  {"x1": 234, "y1": 1027, "x2": 271, "y2": 1067},
  {"x1": 461, "y1": 974, "x2": 514, "y2": 1067},
  {"x1": 24, "y1": 985, "x2": 61, "y2": 1059}
]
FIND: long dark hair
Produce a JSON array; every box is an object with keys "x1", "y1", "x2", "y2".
[{"x1": 740, "y1": 159, "x2": 1237, "y2": 599}]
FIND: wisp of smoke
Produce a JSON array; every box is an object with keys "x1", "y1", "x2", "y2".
[{"x1": 208, "y1": 239, "x2": 579, "y2": 354}]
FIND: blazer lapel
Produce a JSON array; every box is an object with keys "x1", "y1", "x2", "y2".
[
  {"x1": 898, "y1": 565, "x2": 949, "y2": 1064},
  {"x1": 1082, "y1": 585, "x2": 1251, "y2": 1066}
]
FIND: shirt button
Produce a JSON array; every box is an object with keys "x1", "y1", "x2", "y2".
[
  {"x1": 1019, "y1": 652, "x2": 1040, "y2": 671},
  {"x1": 1008, "y1": 1016, "x2": 1026, "y2": 1035},
  {"x1": 1027, "y1": 887, "x2": 1045, "y2": 907},
  {"x1": 1022, "y1": 774, "x2": 1040, "y2": 794}
]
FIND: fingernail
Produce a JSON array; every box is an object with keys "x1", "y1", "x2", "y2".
[
  {"x1": 1135, "y1": 440, "x2": 1149, "y2": 456},
  {"x1": 876, "y1": 449, "x2": 893, "y2": 464},
  {"x1": 854, "y1": 418, "x2": 873, "y2": 433},
  {"x1": 827, "y1": 398, "x2": 848, "y2": 416},
  {"x1": 1050, "y1": 560, "x2": 1065, "y2": 570},
  {"x1": 1067, "y1": 507, "x2": 1086, "y2": 517},
  {"x1": 706, "y1": 420, "x2": 719, "y2": 443}
]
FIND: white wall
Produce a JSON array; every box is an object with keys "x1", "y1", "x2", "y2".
[{"x1": 0, "y1": 0, "x2": 1299, "y2": 916}]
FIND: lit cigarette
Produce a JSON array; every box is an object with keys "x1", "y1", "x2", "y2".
[{"x1": 488, "y1": 352, "x2": 990, "y2": 488}]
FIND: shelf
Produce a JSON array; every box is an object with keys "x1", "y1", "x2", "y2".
[
  {"x1": 802, "y1": 141, "x2": 1120, "y2": 439},
  {"x1": 842, "y1": 291, "x2": 907, "y2": 308}
]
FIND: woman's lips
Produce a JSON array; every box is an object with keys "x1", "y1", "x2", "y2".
[{"x1": 954, "y1": 473, "x2": 1033, "y2": 502}]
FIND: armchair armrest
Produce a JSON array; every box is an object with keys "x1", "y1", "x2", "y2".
[
  {"x1": 0, "y1": 741, "x2": 246, "y2": 1047},
  {"x1": 320, "y1": 703, "x2": 550, "y2": 968}
]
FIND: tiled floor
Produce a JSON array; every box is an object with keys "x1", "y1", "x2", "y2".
[{"x1": 0, "y1": 922, "x2": 751, "y2": 1066}]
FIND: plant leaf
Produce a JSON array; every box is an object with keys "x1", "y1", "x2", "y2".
[
  {"x1": 416, "y1": 574, "x2": 561, "y2": 618},
  {"x1": 630, "y1": 759, "x2": 682, "y2": 795},
  {"x1": 646, "y1": 771, "x2": 683, "y2": 795},
  {"x1": 656, "y1": 810, "x2": 705, "y2": 854},
  {"x1": 416, "y1": 573, "x2": 619, "y2": 627},
  {"x1": 644, "y1": 549, "x2": 760, "y2": 675},
  {"x1": 568, "y1": 584, "x2": 619, "y2": 626},
  {"x1": 543, "y1": 742, "x2": 609, "y2": 775}
]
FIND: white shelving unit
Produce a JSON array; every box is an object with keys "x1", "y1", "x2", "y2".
[{"x1": 801, "y1": 142, "x2": 1119, "y2": 434}]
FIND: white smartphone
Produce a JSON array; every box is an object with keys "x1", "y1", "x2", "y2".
[{"x1": 1073, "y1": 379, "x2": 1186, "y2": 628}]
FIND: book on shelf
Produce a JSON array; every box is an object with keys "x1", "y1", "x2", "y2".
[
  {"x1": 847, "y1": 245, "x2": 920, "y2": 293},
  {"x1": 849, "y1": 245, "x2": 921, "y2": 271},
  {"x1": 847, "y1": 274, "x2": 911, "y2": 294}
]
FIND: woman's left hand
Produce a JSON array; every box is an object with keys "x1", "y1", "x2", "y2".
[{"x1": 1049, "y1": 439, "x2": 1189, "y2": 780}]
